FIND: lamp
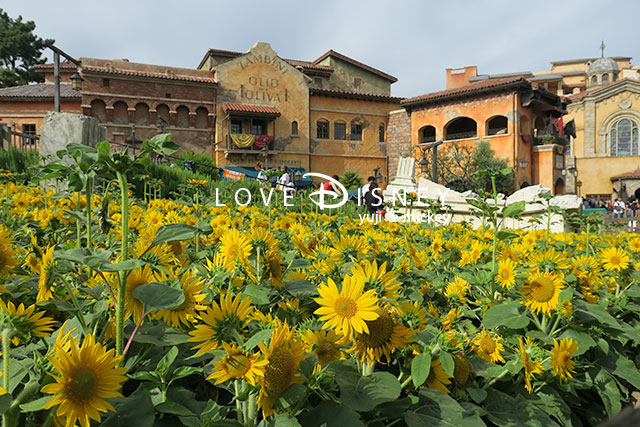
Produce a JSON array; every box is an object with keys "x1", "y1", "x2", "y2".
[
  {"x1": 70, "y1": 71, "x2": 84, "y2": 91},
  {"x1": 419, "y1": 147, "x2": 429, "y2": 173},
  {"x1": 373, "y1": 166, "x2": 383, "y2": 182},
  {"x1": 576, "y1": 180, "x2": 582, "y2": 197},
  {"x1": 294, "y1": 169, "x2": 303, "y2": 182}
]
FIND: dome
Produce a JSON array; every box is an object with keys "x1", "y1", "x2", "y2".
[{"x1": 588, "y1": 57, "x2": 620, "y2": 74}]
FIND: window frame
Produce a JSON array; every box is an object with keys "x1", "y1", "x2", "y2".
[
  {"x1": 316, "y1": 120, "x2": 329, "y2": 139},
  {"x1": 231, "y1": 120, "x2": 243, "y2": 135},
  {"x1": 610, "y1": 118, "x2": 639, "y2": 157},
  {"x1": 350, "y1": 122, "x2": 363, "y2": 141},
  {"x1": 334, "y1": 122, "x2": 346, "y2": 140}
]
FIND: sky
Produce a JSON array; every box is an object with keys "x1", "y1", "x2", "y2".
[{"x1": 3, "y1": 0, "x2": 639, "y2": 98}]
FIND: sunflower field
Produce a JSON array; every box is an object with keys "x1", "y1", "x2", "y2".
[{"x1": 0, "y1": 136, "x2": 639, "y2": 427}]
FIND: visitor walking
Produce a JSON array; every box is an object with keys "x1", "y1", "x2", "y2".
[{"x1": 613, "y1": 198, "x2": 625, "y2": 219}]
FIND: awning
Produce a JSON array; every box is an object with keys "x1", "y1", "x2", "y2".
[{"x1": 223, "y1": 103, "x2": 281, "y2": 118}]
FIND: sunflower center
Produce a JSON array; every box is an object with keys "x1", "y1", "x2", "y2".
[
  {"x1": 68, "y1": 367, "x2": 97, "y2": 401},
  {"x1": 357, "y1": 311, "x2": 394, "y2": 348},
  {"x1": 500, "y1": 269, "x2": 510, "y2": 280},
  {"x1": 263, "y1": 347, "x2": 296, "y2": 396},
  {"x1": 530, "y1": 277, "x2": 555, "y2": 302},
  {"x1": 315, "y1": 342, "x2": 337, "y2": 365},
  {"x1": 226, "y1": 353, "x2": 251, "y2": 376},
  {"x1": 479, "y1": 336, "x2": 496, "y2": 354},
  {"x1": 334, "y1": 297, "x2": 357, "y2": 318},
  {"x1": 558, "y1": 351, "x2": 571, "y2": 366},
  {"x1": 609, "y1": 255, "x2": 621, "y2": 266}
]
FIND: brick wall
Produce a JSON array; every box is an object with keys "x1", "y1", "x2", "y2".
[{"x1": 386, "y1": 108, "x2": 411, "y2": 179}]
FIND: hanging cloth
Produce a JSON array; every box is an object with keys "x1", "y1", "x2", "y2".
[
  {"x1": 231, "y1": 134, "x2": 255, "y2": 148},
  {"x1": 254, "y1": 135, "x2": 273, "y2": 149}
]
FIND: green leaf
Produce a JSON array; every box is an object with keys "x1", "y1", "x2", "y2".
[
  {"x1": 101, "y1": 386, "x2": 155, "y2": 427},
  {"x1": 411, "y1": 353, "x2": 432, "y2": 388},
  {"x1": 502, "y1": 201, "x2": 525, "y2": 218},
  {"x1": 19, "y1": 395, "x2": 52, "y2": 412},
  {"x1": 150, "y1": 224, "x2": 198, "y2": 248},
  {"x1": 405, "y1": 389, "x2": 485, "y2": 427},
  {"x1": 298, "y1": 401, "x2": 364, "y2": 427},
  {"x1": 171, "y1": 366, "x2": 202, "y2": 382},
  {"x1": 285, "y1": 280, "x2": 318, "y2": 298},
  {"x1": 243, "y1": 328, "x2": 273, "y2": 351},
  {"x1": 100, "y1": 259, "x2": 146, "y2": 272},
  {"x1": 243, "y1": 284, "x2": 271, "y2": 305},
  {"x1": 157, "y1": 346, "x2": 179, "y2": 378},
  {"x1": 271, "y1": 413, "x2": 302, "y2": 427},
  {"x1": 132, "y1": 323, "x2": 189, "y2": 347},
  {"x1": 132, "y1": 281, "x2": 185, "y2": 310},
  {"x1": 483, "y1": 301, "x2": 530, "y2": 329},
  {"x1": 483, "y1": 389, "x2": 555, "y2": 427},
  {"x1": 558, "y1": 330, "x2": 596, "y2": 356},
  {"x1": 276, "y1": 383, "x2": 307, "y2": 410},
  {"x1": 467, "y1": 388, "x2": 487, "y2": 404},
  {"x1": 591, "y1": 369, "x2": 621, "y2": 419},
  {"x1": 496, "y1": 230, "x2": 519, "y2": 241},
  {"x1": 439, "y1": 351, "x2": 455, "y2": 377},
  {"x1": 0, "y1": 394, "x2": 12, "y2": 415},
  {"x1": 156, "y1": 401, "x2": 193, "y2": 416},
  {"x1": 335, "y1": 369, "x2": 401, "y2": 412}
]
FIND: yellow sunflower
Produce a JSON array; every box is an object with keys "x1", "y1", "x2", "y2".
[
  {"x1": 549, "y1": 338, "x2": 578, "y2": 382},
  {"x1": 518, "y1": 337, "x2": 544, "y2": 393},
  {"x1": 441, "y1": 307, "x2": 460, "y2": 331},
  {"x1": 397, "y1": 301, "x2": 429, "y2": 330},
  {"x1": 257, "y1": 322, "x2": 306, "y2": 418},
  {"x1": 37, "y1": 246, "x2": 57, "y2": 302},
  {"x1": 208, "y1": 341, "x2": 268, "y2": 386},
  {"x1": 453, "y1": 353, "x2": 471, "y2": 386},
  {"x1": 426, "y1": 357, "x2": 452, "y2": 394},
  {"x1": 629, "y1": 237, "x2": 640, "y2": 252},
  {"x1": 42, "y1": 334, "x2": 127, "y2": 427},
  {"x1": 331, "y1": 234, "x2": 368, "y2": 262},
  {"x1": 600, "y1": 247, "x2": 630, "y2": 272},
  {"x1": 496, "y1": 259, "x2": 517, "y2": 289},
  {"x1": 219, "y1": 228, "x2": 253, "y2": 270},
  {"x1": 122, "y1": 265, "x2": 157, "y2": 324},
  {"x1": 445, "y1": 277, "x2": 470, "y2": 304},
  {"x1": 154, "y1": 269, "x2": 207, "y2": 329},
  {"x1": 472, "y1": 330, "x2": 505, "y2": 364},
  {"x1": 349, "y1": 260, "x2": 402, "y2": 301},
  {"x1": 528, "y1": 249, "x2": 570, "y2": 272},
  {"x1": 559, "y1": 300, "x2": 573, "y2": 317},
  {"x1": 520, "y1": 271, "x2": 564, "y2": 315},
  {"x1": 348, "y1": 307, "x2": 413, "y2": 363},
  {"x1": 188, "y1": 292, "x2": 254, "y2": 355},
  {"x1": 0, "y1": 299, "x2": 55, "y2": 345},
  {"x1": 0, "y1": 225, "x2": 18, "y2": 279},
  {"x1": 314, "y1": 277, "x2": 379, "y2": 339},
  {"x1": 301, "y1": 329, "x2": 344, "y2": 368}
]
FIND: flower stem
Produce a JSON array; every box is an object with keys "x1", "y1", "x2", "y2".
[
  {"x1": 75, "y1": 192, "x2": 82, "y2": 248},
  {"x1": 115, "y1": 171, "x2": 130, "y2": 358},
  {"x1": 85, "y1": 178, "x2": 92, "y2": 250},
  {"x1": 2, "y1": 328, "x2": 10, "y2": 427},
  {"x1": 234, "y1": 380, "x2": 244, "y2": 425},
  {"x1": 123, "y1": 310, "x2": 147, "y2": 357}
]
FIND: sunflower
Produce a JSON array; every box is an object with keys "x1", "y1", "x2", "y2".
[
  {"x1": 154, "y1": 269, "x2": 207, "y2": 329},
  {"x1": 600, "y1": 247, "x2": 630, "y2": 272},
  {"x1": 349, "y1": 260, "x2": 402, "y2": 301},
  {"x1": 257, "y1": 322, "x2": 306, "y2": 418},
  {"x1": 397, "y1": 301, "x2": 428, "y2": 330},
  {"x1": 219, "y1": 228, "x2": 253, "y2": 270},
  {"x1": 496, "y1": 259, "x2": 517, "y2": 289},
  {"x1": 0, "y1": 300, "x2": 55, "y2": 345},
  {"x1": 37, "y1": 246, "x2": 57, "y2": 303},
  {"x1": 559, "y1": 300, "x2": 573, "y2": 317},
  {"x1": 528, "y1": 249, "x2": 570, "y2": 272},
  {"x1": 208, "y1": 341, "x2": 267, "y2": 386},
  {"x1": 348, "y1": 307, "x2": 413, "y2": 363},
  {"x1": 549, "y1": 338, "x2": 578, "y2": 382},
  {"x1": 426, "y1": 357, "x2": 452, "y2": 394},
  {"x1": 314, "y1": 277, "x2": 379, "y2": 339},
  {"x1": 453, "y1": 353, "x2": 471, "y2": 386},
  {"x1": 331, "y1": 234, "x2": 368, "y2": 262},
  {"x1": 472, "y1": 330, "x2": 505, "y2": 364},
  {"x1": 445, "y1": 277, "x2": 469, "y2": 304},
  {"x1": 0, "y1": 225, "x2": 18, "y2": 279},
  {"x1": 42, "y1": 334, "x2": 127, "y2": 427},
  {"x1": 629, "y1": 237, "x2": 640, "y2": 252},
  {"x1": 571, "y1": 255, "x2": 600, "y2": 279},
  {"x1": 518, "y1": 337, "x2": 544, "y2": 393},
  {"x1": 248, "y1": 227, "x2": 278, "y2": 255},
  {"x1": 301, "y1": 329, "x2": 344, "y2": 368},
  {"x1": 188, "y1": 292, "x2": 254, "y2": 355},
  {"x1": 520, "y1": 271, "x2": 564, "y2": 315},
  {"x1": 441, "y1": 307, "x2": 460, "y2": 331},
  {"x1": 123, "y1": 265, "x2": 157, "y2": 324}
]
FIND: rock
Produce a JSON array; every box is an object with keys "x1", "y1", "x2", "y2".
[
  {"x1": 40, "y1": 112, "x2": 107, "y2": 164},
  {"x1": 506, "y1": 184, "x2": 550, "y2": 204},
  {"x1": 550, "y1": 194, "x2": 582, "y2": 210}
]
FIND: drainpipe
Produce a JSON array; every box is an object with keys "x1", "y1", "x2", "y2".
[{"x1": 512, "y1": 92, "x2": 517, "y2": 182}]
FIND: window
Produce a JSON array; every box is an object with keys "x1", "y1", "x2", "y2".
[
  {"x1": 334, "y1": 122, "x2": 346, "y2": 140},
  {"x1": 379, "y1": 124, "x2": 385, "y2": 142},
  {"x1": 420, "y1": 125, "x2": 436, "y2": 143},
  {"x1": 353, "y1": 77, "x2": 362, "y2": 91},
  {"x1": 317, "y1": 120, "x2": 329, "y2": 139},
  {"x1": 251, "y1": 119, "x2": 266, "y2": 135},
  {"x1": 591, "y1": 75, "x2": 598, "y2": 85},
  {"x1": 231, "y1": 120, "x2": 242, "y2": 134},
  {"x1": 176, "y1": 105, "x2": 190, "y2": 128},
  {"x1": 487, "y1": 116, "x2": 508, "y2": 136},
  {"x1": 602, "y1": 73, "x2": 609, "y2": 83},
  {"x1": 445, "y1": 117, "x2": 477, "y2": 140},
  {"x1": 195, "y1": 107, "x2": 209, "y2": 129},
  {"x1": 165, "y1": 93, "x2": 171, "y2": 99},
  {"x1": 291, "y1": 121, "x2": 298, "y2": 136},
  {"x1": 113, "y1": 101, "x2": 128, "y2": 125},
  {"x1": 22, "y1": 124, "x2": 36, "y2": 135},
  {"x1": 350, "y1": 122, "x2": 362, "y2": 141},
  {"x1": 313, "y1": 77, "x2": 323, "y2": 88},
  {"x1": 610, "y1": 118, "x2": 639, "y2": 156},
  {"x1": 102, "y1": 78, "x2": 110, "y2": 87}
]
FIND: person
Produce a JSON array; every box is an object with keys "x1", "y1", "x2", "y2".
[
  {"x1": 361, "y1": 176, "x2": 376, "y2": 197},
  {"x1": 613, "y1": 198, "x2": 625, "y2": 219},
  {"x1": 277, "y1": 166, "x2": 291, "y2": 192},
  {"x1": 364, "y1": 182, "x2": 384, "y2": 214},
  {"x1": 322, "y1": 175, "x2": 340, "y2": 193},
  {"x1": 629, "y1": 198, "x2": 638, "y2": 217},
  {"x1": 255, "y1": 162, "x2": 267, "y2": 184}
]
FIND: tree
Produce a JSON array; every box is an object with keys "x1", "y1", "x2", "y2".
[
  {"x1": 0, "y1": 8, "x2": 53, "y2": 88},
  {"x1": 471, "y1": 140, "x2": 514, "y2": 195}
]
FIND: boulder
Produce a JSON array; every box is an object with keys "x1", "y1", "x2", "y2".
[
  {"x1": 40, "y1": 112, "x2": 107, "y2": 163},
  {"x1": 506, "y1": 184, "x2": 550, "y2": 204}
]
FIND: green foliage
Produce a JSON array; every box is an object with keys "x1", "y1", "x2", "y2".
[
  {"x1": 176, "y1": 151, "x2": 219, "y2": 179},
  {"x1": 0, "y1": 9, "x2": 53, "y2": 87},
  {"x1": 143, "y1": 162, "x2": 212, "y2": 199},
  {"x1": 339, "y1": 171, "x2": 362, "y2": 191},
  {"x1": 472, "y1": 141, "x2": 514, "y2": 194},
  {"x1": 0, "y1": 147, "x2": 40, "y2": 182}
]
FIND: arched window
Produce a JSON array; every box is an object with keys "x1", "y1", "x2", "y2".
[
  {"x1": 90, "y1": 99, "x2": 106, "y2": 123},
  {"x1": 350, "y1": 119, "x2": 363, "y2": 141},
  {"x1": 487, "y1": 115, "x2": 508, "y2": 135},
  {"x1": 134, "y1": 103, "x2": 149, "y2": 126},
  {"x1": 610, "y1": 118, "x2": 639, "y2": 156},
  {"x1": 316, "y1": 120, "x2": 329, "y2": 139},
  {"x1": 591, "y1": 75, "x2": 598, "y2": 85},
  {"x1": 113, "y1": 101, "x2": 128, "y2": 125},
  {"x1": 195, "y1": 107, "x2": 209, "y2": 129},
  {"x1": 291, "y1": 121, "x2": 299, "y2": 136},
  {"x1": 445, "y1": 117, "x2": 477, "y2": 140},
  {"x1": 534, "y1": 117, "x2": 545, "y2": 137},
  {"x1": 420, "y1": 125, "x2": 436, "y2": 143},
  {"x1": 378, "y1": 123, "x2": 385, "y2": 142},
  {"x1": 156, "y1": 104, "x2": 170, "y2": 126},
  {"x1": 176, "y1": 105, "x2": 190, "y2": 128},
  {"x1": 554, "y1": 177, "x2": 565, "y2": 195},
  {"x1": 602, "y1": 73, "x2": 609, "y2": 83}
]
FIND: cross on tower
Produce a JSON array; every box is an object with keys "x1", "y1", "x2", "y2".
[{"x1": 600, "y1": 40, "x2": 606, "y2": 58}]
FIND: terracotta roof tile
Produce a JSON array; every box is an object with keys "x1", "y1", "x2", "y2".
[
  {"x1": 0, "y1": 83, "x2": 80, "y2": 99},
  {"x1": 314, "y1": 50, "x2": 398, "y2": 83},
  {"x1": 33, "y1": 61, "x2": 78, "y2": 71},
  {"x1": 309, "y1": 88, "x2": 403, "y2": 103},
  {"x1": 223, "y1": 103, "x2": 281, "y2": 115},
  {"x1": 401, "y1": 77, "x2": 529, "y2": 107},
  {"x1": 565, "y1": 87, "x2": 600, "y2": 101},
  {"x1": 610, "y1": 168, "x2": 640, "y2": 180},
  {"x1": 81, "y1": 66, "x2": 217, "y2": 84}
]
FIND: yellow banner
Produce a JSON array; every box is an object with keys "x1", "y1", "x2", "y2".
[{"x1": 231, "y1": 133, "x2": 255, "y2": 149}]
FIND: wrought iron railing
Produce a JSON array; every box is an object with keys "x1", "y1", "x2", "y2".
[
  {"x1": 444, "y1": 131, "x2": 477, "y2": 141},
  {"x1": 0, "y1": 124, "x2": 39, "y2": 151}
]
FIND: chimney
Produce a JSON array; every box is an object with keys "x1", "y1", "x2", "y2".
[{"x1": 446, "y1": 65, "x2": 478, "y2": 89}]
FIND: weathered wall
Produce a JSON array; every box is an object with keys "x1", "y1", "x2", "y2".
[
  {"x1": 316, "y1": 56, "x2": 391, "y2": 96},
  {"x1": 386, "y1": 109, "x2": 411, "y2": 179}
]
